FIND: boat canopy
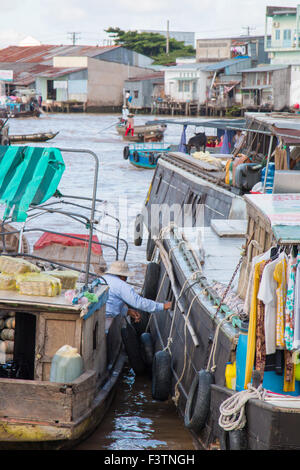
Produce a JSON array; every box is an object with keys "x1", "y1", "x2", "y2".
[
  {"x1": 245, "y1": 194, "x2": 300, "y2": 244},
  {"x1": 145, "y1": 118, "x2": 246, "y2": 131},
  {"x1": 0, "y1": 145, "x2": 65, "y2": 222}
]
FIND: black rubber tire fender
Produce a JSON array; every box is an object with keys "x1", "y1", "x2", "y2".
[
  {"x1": 184, "y1": 369, "x2": 214, "y2": 432},
  {"x1": 229, "y1": 429, "x2": 248, "y2": 450},
  {"x1": 141, "y1": 262, "x2": 161, "y2": 300},
  {"x1": 121, "y1": 324, "x2": 145, "y2": 375},
  {"x1": 146, "y1": 233, "x2": 156, "y2": 262},
  {"x1": 133, "y1": 151, "x2": 139, "y2": 162},
  {"x1": 152, "y1": 350, "x2": 172, "y2": 401},
  {"x1": 123, "y1": 146, "x2": 130, "y2": 160},
  {"x1": 140, "y1": 332, "x2": 154, "y2": 368},
  {"x1": 149, "y1": 153, "x2": 155, "y2": 166},
  {"x1": 134, "y1": 213, "x2": 143, "y2": 247}
]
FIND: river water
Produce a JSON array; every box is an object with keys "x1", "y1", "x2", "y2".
[{"x1": 6, "y1": 112, "x2": 198, "y2": 451}]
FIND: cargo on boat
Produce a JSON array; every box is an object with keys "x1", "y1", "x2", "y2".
[
  {"x1": 133, "y1": 112, "x2": 300, "y2": 450},
  {"x1": 0, "y1": 144, "x2": 127, "y2": 449}
]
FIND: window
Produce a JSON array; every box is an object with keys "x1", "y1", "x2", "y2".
[
  {"x1": 275, "y1": 29, "x2": 280, "y2": 41},
  {"x1": 134, "y1": 90, "x2": 139, "y2": 99},
  {"x1": 284, "y1": 29, "x2": 291, "y2": 40},
  {"x1": 184, "y1": 81, "x2": 190, "y2": 92}
]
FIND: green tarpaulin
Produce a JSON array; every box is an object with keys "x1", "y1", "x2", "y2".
[{"x1": 0, "y1": 146, "x2": 65, "y2": 222}]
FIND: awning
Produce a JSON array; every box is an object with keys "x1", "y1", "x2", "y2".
[{"x1": 0, "y1": 145, "x2": 65, "y2": 222}]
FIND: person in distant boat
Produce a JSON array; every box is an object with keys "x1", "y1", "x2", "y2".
[
  {"x1": 103, "y1": 260, "x2": 171, "y2": 321},
  {"x1": 125, "y1": 114, "x2": 135, "y2": 137}
]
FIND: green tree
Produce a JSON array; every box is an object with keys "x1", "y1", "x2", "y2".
[{"x1": 105, "y1": 27, "x2": 195, "y2": 65}]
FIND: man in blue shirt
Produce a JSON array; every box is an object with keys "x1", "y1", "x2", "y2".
[{"x1": 103, "y1": 260, "x2": 171, "y2": 321}]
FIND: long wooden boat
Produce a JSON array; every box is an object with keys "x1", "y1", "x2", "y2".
[
  {"x1": 134, "y1": 112, "x2": 300, "y2": 450},
  {"x1": 9, "y1": 132, "x2": 59, "y2": 144},
  {"x1": 116, "y1": 121, "x2": 167, "y2": 143},
  {"x1": 0, "y1": 145, "x2": 126, "y2": 449}
]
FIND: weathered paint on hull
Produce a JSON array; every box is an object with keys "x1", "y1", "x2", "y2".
[{"x1": 0, "y1": 353, "x2": 126, "y2": 450}]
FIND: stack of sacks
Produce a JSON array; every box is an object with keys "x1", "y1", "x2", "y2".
[
  {"x1": 0, "y1": 256, "x2": 79, "y2": 297},
  {"x1": 0, "y1": 311, "x2": 15, "y2": 363}
]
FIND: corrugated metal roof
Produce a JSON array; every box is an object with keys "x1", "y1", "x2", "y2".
[
  {"x1": 125, "y1": 72, "x2": 164, "y2": 82},
  {"x1": 2, "y1": 63, "x2": 85, "y2": 86},
  {"x1": 0, "y1": 45, "x2": 120, "y2": 64},
  {"x1": 241, "y1": 64, "x2": 289, "y2": 73},
  {"x1": 204, "y1": 57, "x2": 251, "y2": 72}
]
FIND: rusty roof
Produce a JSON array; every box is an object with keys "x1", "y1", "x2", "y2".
[
  {"x1": 1, "y1": 63, "x2": 85, "y2": 86},
  {"x1": 0, "y1": 45, "x2": 120, "y2": 64}
]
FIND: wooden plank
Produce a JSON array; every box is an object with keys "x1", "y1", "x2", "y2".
[
  {"x1": 211, "y1": 219, "x2": 247, "y2": 238},
  {"x1": 0, "y1": 379, "x2": 73, "y2": 422}
]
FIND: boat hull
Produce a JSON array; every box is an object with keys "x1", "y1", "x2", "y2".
[
  {"x1": 9, "y1": 132, "x2": 59, "y2": 144},
  {"x1": 116, "y1": 123, "x2": 166, "y2": 142}
]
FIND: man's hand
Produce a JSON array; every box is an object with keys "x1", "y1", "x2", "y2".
[
  {"x1": 164, "y1": 301, "x2": 172, "y2": 310},
  {"x1": 128, "y1": 308, "x2": 141, "y2": 323}
]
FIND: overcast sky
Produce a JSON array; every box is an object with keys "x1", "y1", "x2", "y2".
[{"x1": 1, "y1": 0, "x2": 300, "y2": 48}]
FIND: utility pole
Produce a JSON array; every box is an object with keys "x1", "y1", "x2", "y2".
[
  {"x1": 242, "y1": 26, "x2": 256, "y2": 36},
  {"x1": 67, "y1": 32, "x2": 81, "y2": 45},
  {"x1": 166, "y1": 20, "x2": 170, "y2": 55}
]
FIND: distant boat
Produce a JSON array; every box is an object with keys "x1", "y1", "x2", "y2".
[
  {"x1": 9, "y1": 132, "x2": 59, "y2": 144},
  {"x1": 123, "y1": 142, "x2": 177, "y2": 169},
  {"x1": 116, "y1": 121, "x2": 167, "y2": 143}
]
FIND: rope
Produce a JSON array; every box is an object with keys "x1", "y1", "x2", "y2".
[
  {"x1": 173, "y1": 293, "x2": 199, "y2": 406},
  {"x1": 218, "y1": 384, "x2": 266, "y2": 431}
]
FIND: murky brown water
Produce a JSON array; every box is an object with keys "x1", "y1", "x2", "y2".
[{"x1": 7, "y1": 112, "x2": 197, "y2": 451}]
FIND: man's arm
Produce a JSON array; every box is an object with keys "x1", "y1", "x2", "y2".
[{"x1": 121, "y1": 283, "x2": 170, "y2": 313}]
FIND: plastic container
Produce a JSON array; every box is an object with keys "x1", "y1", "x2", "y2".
[
  {"x1": 225, "y1": 361, "x2": 236, "y2": 390},
  {"x1": 50, "y1": 345, "x2": 83, "y2": 383}
]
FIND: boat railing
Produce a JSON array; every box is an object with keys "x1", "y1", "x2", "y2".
[{"x1": 0, "y1": 147, "x2": 127, "y2": 289}]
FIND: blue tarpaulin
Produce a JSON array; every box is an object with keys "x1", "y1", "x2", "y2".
[{"x1": 178, "y1": 125, "x2": 187, "y2": 153}]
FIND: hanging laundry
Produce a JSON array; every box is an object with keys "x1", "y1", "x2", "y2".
[
  {"x1": 293, "y1": 262, "x2": 300, "y2": 350},
  {"x1": 274, "y1": 257, "x2": 288, "y2": 349},
  {"x1": 284, "y1": 254, "x2": 300, "y2": 351},
  {"x1": 257, "y1": 251, "x2": 286, "y2": 355}
]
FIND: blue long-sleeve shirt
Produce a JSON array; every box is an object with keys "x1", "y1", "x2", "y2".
[{"x1": 103, "y1": 274, "x2": 165, "y2": 318}]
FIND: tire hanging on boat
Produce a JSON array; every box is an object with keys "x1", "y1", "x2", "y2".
[
  {"x1": 228, "y1": 429, "x2": 248, "y2": 450},
  {"x1": 141, "y1": 262, "x2": 161, "y2": 300},
  {"x1": 134, "y1": 213, "x2": 143, "y2": 246},
  {"x1": 121, "y1": 323, "x2": 145, "y2": 375},
  {"x1": 146, "y1": 233, "x2": 156, "y2": 262},
  {"x1": 152, "y1": 350, "x2": 172, "y2": 401},
  {"x1": 132, "y1": 262, "x2": 161, "y2": 336},
  {"x1": 123, "y1": 146, "x2": 130, "y2": 160},
  {"x1": 149, "y1": 153, "x2": 155, "y2": 166},
  {"x1": 184, "y1": 369, "x2": 214, "y2": 432},
  {"x1": 133, "y1": 151, "x2": 139, "y2": 162},
  {"x1": 140, "y1": 332, "x2": 154, "y2": 369}
]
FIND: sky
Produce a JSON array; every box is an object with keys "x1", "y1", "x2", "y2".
[{"x1": 1, "y1": 0, "x2": 300, "y2": 48}]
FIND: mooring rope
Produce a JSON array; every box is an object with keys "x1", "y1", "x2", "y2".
[{"x1": 218, "y1": 384, "x2": 266, "y2": 431}]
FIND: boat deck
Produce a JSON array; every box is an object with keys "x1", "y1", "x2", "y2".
[
  {"x1": 183, "y1": 219, "x2": 246, "y2": 289},
  {"x1": 0, "y1": 284, "x2": 108, "y2": 315}
]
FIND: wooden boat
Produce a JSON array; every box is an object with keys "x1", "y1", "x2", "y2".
[
  {"x1": 133, "y1": 112, "x2": 300, "y2": 450},
  {"x1": 9, "y1": 132, "x2": 59, "y2": 144},
  {"x1": 116, "y1": 121, "x2": 167, "y2": 143},
  {"x1": 123, "y1": 142, "x2": 177, "y2": 169},
  {"x1": 0, "y1": 145, "x2": 126, "y2": 449}
]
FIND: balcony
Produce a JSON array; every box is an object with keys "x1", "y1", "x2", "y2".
[{"x1": 265, "y1": 38, "x2": 300, "y2": 51}]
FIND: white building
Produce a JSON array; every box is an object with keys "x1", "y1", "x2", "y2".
[
  {"x1": 164, "y1": 63, "x2": 209, "y2": 104},
  {"x1": 265, "y1": 5, "x2": 300, "y2": 64}
]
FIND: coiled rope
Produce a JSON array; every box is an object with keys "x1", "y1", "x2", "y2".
[{"x1": 218, "y1": 384, "x2": 266, "y2": 431}]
